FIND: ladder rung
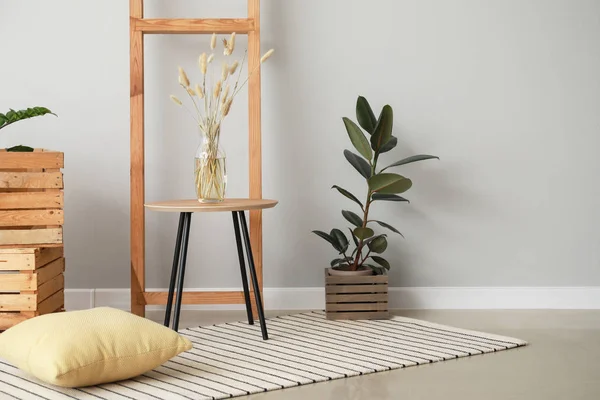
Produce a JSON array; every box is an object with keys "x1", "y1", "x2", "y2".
[{"x1": 135, "y1": 18, "x2": 255, "y2": 34}]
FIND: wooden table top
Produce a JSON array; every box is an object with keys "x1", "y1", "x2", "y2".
[{"x1": 144, "y1": 198, "x2": 278, "y2": 213}]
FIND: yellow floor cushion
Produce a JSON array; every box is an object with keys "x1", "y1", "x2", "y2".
[{"x1": 0, "y1": 307, "x2": 192, "y2": 387}]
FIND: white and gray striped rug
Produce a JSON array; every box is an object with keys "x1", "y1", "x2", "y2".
[{"x1": 0, "y1": 311, "x2": 527, "y2": 399}]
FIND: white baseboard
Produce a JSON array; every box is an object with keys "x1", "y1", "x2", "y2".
[{"x1": 64, "y1": 287, "x2": 600, "y2": 311}]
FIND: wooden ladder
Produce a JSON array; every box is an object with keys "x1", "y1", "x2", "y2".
[{"x1": 129, "y1": 0, "x2": 264, "y2": 317}]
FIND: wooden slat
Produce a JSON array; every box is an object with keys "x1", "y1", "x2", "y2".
[
  {"x1": 326, "y1": 302, "x2": 388, "y2": 312},
  {"x1": 326, "y1": 275, "x2": 389, "y2": 285},
  {"x1": 36, "y1": 257, "x2": 64, "y2": 285},
  {"x1": 0, "y1": 228, "x2": 62, "y2": 246},
  {"x1": 36, "y1": 290, "x2": 63, "y2": 315},
  {"x1": 0, "y1": 253, "x2": 34, "y2": 270},
  {"x1": 0, "y1": 172, "x2": 63, "y2": 189},
  {"x1": 37, "y1": 274, "x2": 64, "y2": 303},
  {"x1": 0, "y1": 192, "x2": 63, "y2": 209},
  {"x1": 0, "y1": 248, "x2": 36, "y2": 254},
  {"x1": 0, "y1": 312, "x2": 28, "y2": 330},
  {"x1": 0, "y1": 293, "x2": 36, "y2": 311},
  {"x1": 326, "y1": 311, "x2": 390, "y2": 320},
  {"x1": 0, "y1": 151, "x2": 63, "y2": 169},
  {"x1": 326, "y1": 293, "x2": 389, "y2": 303},
  {"x1": 326, "y1": 285, "x2": 388, "y2": 294},
  {"x1": 35, "y1": 247, "x2": 63, "y2": 268},
  {"x1": 248, "y1": 0, "x2": 263, "y2": 299},
  {"x1": 130, "y1": 0, "x2": 145, "y2": 317},
  {"x1": 0, "y1": 209, "x2": 63, "y2": 227},
  {"x1": 140, "y1": 291, "x2": 249, "y2": 305},
  {"x1": 0, "y1": 272, "x2": 35, "y2": 291},
  {"x1": 135, "y1": 18, "x2": 255, "y2": 34}
]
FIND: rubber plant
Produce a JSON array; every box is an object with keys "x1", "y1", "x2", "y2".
[
  {"x1": 0, "y1": 107, "x2": 56, "y2": 152},
  {"x1": 313, "y1": 96, "x2": 438, "y2": 274}
]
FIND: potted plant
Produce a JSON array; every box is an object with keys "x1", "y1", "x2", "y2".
[
  {"x1": 0, "y1": 107, "x2": 56, "y2": 152},
  {"x1": 313, "y1": 96, "x2": 437, "y2": 276},
  {"x1": 314, "y1": 96, "x2": 437, "y2": 319}
]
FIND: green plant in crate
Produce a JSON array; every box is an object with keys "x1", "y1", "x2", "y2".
[
  {"x1": 0, "y1": 107, "x2": 57, "y2": 152},
  {"x1": 313, "y1": 96, "x2": 438, "y2": 274}
]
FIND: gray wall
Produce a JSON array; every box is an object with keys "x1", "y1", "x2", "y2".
[{"x1": 2, "y1": 0, "x2": 599, "y2": 289}]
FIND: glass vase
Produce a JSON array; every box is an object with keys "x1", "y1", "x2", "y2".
[{"x1": 194, "y1": 132, "x2": 226, "y2": 203}]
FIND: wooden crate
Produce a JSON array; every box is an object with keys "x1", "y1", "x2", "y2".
[
  {"x1": 0, "y1": 149, "x2": 65, "y2": 330},
  {"x1": 0, "y1": 149, "x2": 64, "y2": 248},
  {"x1": 0, "y1": 247, "x2": 65, "y2": 330},
  {"x1": 325, "y1": 269, "x2": 389, "y2": 320}
]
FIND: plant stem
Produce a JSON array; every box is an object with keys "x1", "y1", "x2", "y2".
[{"x1": 352, "y1": 160, "x2": 379, "y2": 271}]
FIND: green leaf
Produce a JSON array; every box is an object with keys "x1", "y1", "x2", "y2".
[
  {"x1": 371, "y1": 255, "x2": 391, "y2": 270},
  {"x1": 368, "y1": 173, "x2": 412, "y2": 194},
  {"x1": 312, "y1": 230, "x2": 342, "y2": 252},
  {"x1": 371, "y1": 220, "x2": 404, "y2": 237},
  {"x1": 356, "y1": 96, "x2": 377, "y2": 134},
  {"x1": 331, "y1": 185, "x2": 364, "y2": 210},
  {"x1": 348, "y1": 228, "x2": 359, "y2": 247},
  {"x1": 331, "y1": 258, "x2": 344, "y2": 267},
  {"x1": 342, "y1": 117, "x2": 372, "y2": 160},
  {"x1": 381, "y1": 154, "x2": 439, "y2": 172},
  {"x1": 370, "y1": 105, "x2": 393, "y2": 152},
  {"x1": 343, "y1": 150, "x2": 371, "y2": 179},
  {"x1": 371, "y1": 193, "x2": 410, "y2": 203},
  {"x1": 6, "y1": 145, "x2": 34, "y2": 152},
  {"x1": 354, "y1": 227, "x2": 374, "y2": 240},
  {"x1": 0, "y1": 106, "x2": 56, "y2": 130},
  {"x1": 342, "y1": 210, "x2": 363, "y2": 227},
  {"x1": 330, "y1": 229, "x2": 349, "y2": 253},
  {"x1": 368, "y1": 235, "x2": 388, "y2": 253},
  {"x1": 379, "y1": 136, "x2": 397, "y2": 153},
  {"x1": 362, "y1": 234, "x2": 385, "y2": 246}
]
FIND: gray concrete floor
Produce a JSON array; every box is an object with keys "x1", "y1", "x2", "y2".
[{"x1": 148, "y1": 310, "x2": 600, "y2": 400}]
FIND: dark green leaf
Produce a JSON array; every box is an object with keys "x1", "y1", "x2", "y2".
[
  {"x1": 368, "y1": 173, "x2": 412, "y2": 194},
  {"x1": 348, "y1": 228, "x2": 359, "y2": 247},
  {"x1": 354, "y1": 227, "x2": 374, "y2": 240},
  {"x1": 343, "y1": 150, "x2": 371, "y2": 179},
  {"x1": 330, "y1": 258, "x2": 344, "y2": 267},
  {"x1": 370, "y1": 105, "x2": 393, "y2": 152},
  {"x1": 379, "y1": 136, "x2": 397, "y2": 153},
  {"x1": 0, "y1": 106, "x2": 56, "y2": 130},
  {"x1": 371, "y1": 255, "x2": 391, "y2": 270},
  {"x1": 330, "y1": 229, "x2": 349, "y2": 253},
  {"x1": 331, "y1": 185, "x2": 364, "y2": 210},
  {"x1": 342, "y1": 117, "x2": 372, "y2": 160},
  {"x1": 381, "y1": 154, "x2": 439, "y2": 172},
  {"x1": 342, "y1": 210, "x2": 363, "y2": 227},
  {"x1": 368, "y1": 235, "x2": 388, "y2": 253},
  {"x1": 371, "y1": 220, "x2": 403, "y2": 237},
  {"x1": 362, "y1": 234, "x2": 387, "y2": 247},
  {"x1": 312, "y1": 230, "x2": 342, "y2": 252},
  {"x1": 356, "y1": 96, "x2": 377, "y2": 134},
  {"x1": 6, "y1": 145, "x2": 34, "y2": 152},
  {"x1": 371, "y1": 193, "x2": 410, "y2": 203}
]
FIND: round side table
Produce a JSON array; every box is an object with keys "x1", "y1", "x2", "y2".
[{"x1": 145, "y1": 198, "x2": 278, "y2": 339}]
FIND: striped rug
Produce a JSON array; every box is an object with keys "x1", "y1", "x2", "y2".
[{"x1": 0, "y1": 311, "x2": 527, "y2": 399}]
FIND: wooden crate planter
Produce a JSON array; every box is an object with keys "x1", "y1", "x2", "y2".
[
  {"x1": 0, "y1": 149, "x2": 64, "y2": 248},
  {"x1": 0, "y1": 149, "x2": 65, "y2": 329},
  {"x1": 325, "y1": 269, "x2": 389, "y2": 320},
  {"x1": 0, "y1": 247, "x2": 65, "y2": 330}
]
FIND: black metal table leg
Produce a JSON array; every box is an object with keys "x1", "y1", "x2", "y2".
[
  {"x1": 164, "y1": 213, "x2": 186, "y2": 327},
  {"x1": 238, "y1": 211, "x2": 268, "y2": 340},
  {"x1": 232, "y1": 212, "x2": 254, "y2": 325},
  {"x1": 172, "y1": 212, "x2": 192, "y2": 332}
]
